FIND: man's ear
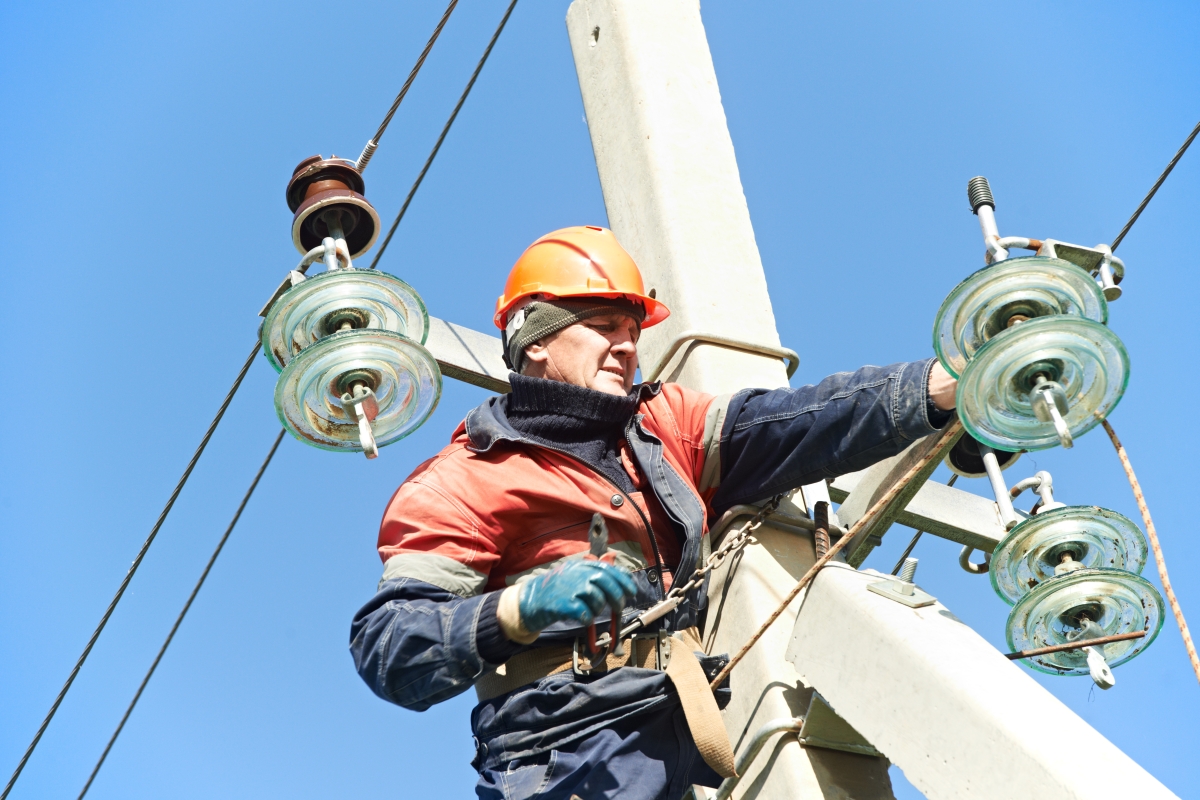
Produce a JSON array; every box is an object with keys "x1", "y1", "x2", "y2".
[{"x1": 522, "y1": 340, "x2": 549, "y2": 375}]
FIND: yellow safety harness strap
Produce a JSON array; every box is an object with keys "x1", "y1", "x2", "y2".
[{"x1": 665, "y1": 628, "x2": 738, "y2": 778}]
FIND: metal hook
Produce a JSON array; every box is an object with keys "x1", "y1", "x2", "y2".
[{"x1": 959, "y1": 545, "x2": 991, "y2": 574}]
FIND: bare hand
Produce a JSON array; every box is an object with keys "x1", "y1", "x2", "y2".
[{"x1": 929, "y1": 361, "x2": 957, "y2": 411}]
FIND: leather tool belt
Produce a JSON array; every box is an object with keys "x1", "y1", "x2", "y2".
[{"x1": 474, "y1": 627, "x2": 738, "y2": 778}]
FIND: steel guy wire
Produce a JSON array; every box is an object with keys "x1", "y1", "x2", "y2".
[
  {"x1": 355, "y1": 0, "x2": 460, "y2": 172},
  {"x1": 1110, "y1": 118, "x2": 1200, "y2": 252},
  {"x1": 76, "y1": 429, "x2": 286, "y2": 798},
  {"x1": 368, "y1": 0, "x2": 519, "y2": 271},
  {"x1": 0, "y1": 340, "x2": 262, "y2": 800}
]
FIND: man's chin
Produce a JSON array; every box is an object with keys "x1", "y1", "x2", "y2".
[{"x1": 591, "y1": 374, "x2": 630, "y2": 396}]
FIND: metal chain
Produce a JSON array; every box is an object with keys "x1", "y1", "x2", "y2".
[
  {"x1": 667, "y1": 492, "x2": 792, "y2": 601},
  {"x1": 607, "y1": 492, "x2": 793, "y2": 643}
]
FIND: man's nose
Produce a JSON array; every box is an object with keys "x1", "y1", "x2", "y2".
[{"x1": 611, "y1": 335, "x2": 637, "y2": 359}]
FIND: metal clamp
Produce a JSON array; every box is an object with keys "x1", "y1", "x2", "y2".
[
  {"x1": 340, "y1": 385, "x2": 380, "y2": 459},
  {"x1": 643, "y1": 330, "x2": 800, "y2": 382}
]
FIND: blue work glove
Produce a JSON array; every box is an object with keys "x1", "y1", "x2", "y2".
[{"x1": 518, "y1": 559, "x2": 637, "y2": 633}]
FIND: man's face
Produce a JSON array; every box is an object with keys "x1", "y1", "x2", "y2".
[{"x1": 523, "y1": 312, "x2": 640, "y2": 395}]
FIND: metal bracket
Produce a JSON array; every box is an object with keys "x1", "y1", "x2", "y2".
[
  {"x1": 798, "y1": 693, "x2": 882, "y2": 757},
  {"x1": 865, "y1": 571, "x2": 937, "y2": 608},
  {"x1": 644, "y1": 330, "x2": 800, "y2": 382},
  {"x1": 572, "y1": 635, "x2": 610, "y2": 674}
]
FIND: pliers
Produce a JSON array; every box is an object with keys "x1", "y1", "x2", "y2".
[{"x1": 586, "y1": 513, "x2": 625, "y2": 659}]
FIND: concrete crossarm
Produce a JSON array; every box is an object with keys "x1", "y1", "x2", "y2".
[
  {"x1": 787, "y1": 564, "x2": 1179, "y2": 799},
  {"x1": 829, "y1": 469, "x2": 1007, "y2": 553},
  {"x1": 425, "y1": 316, "x2": 510, "y2": 394}
]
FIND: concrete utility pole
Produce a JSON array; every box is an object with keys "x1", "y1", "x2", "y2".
[
  {"x1": 562, "y1": 1, "x2": 1180, "y2": 798},
  {"x1": 566, "y1": 1, "x2": 894, "y2": 796}
]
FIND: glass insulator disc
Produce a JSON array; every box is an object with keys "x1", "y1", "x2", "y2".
[
  {"x1": 957, "y1": 316, "x2": 1129, "y2": 452},
  {"x1": 274, "y1": 329, "x2": 442, "y2": 452},
  {"x1": 933, "y1": 257, "x2": 1106, "y2": 378},
  {"x1": 262, "y1": 269, "x2": 429, "y2": 372},
  {"x1": 990, "y1": 506, "x2": 1148, "y2": 605},
  {"x1": 1005, "y1": 568, "x2": 1163, "y2": 676}
]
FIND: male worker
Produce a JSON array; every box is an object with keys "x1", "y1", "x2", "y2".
[{"x1": 351, "y1": 226, "x2": 957, "y2": 799}]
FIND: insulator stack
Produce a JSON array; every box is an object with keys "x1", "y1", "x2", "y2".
[
  {"x1": 263, "y1": 155, "x2": 442, "y2": 459},
  {"x1": 937, "y1": 176, "x2": 1161, "y2": 686}
]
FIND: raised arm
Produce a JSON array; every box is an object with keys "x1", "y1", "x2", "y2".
[{"x1": 708, "y1": 358, "x2": 952, "y2": 513}]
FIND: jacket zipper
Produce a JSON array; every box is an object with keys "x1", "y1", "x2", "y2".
[{"x1": 523, "y1": 433, "x2": 668, "y2": 601}]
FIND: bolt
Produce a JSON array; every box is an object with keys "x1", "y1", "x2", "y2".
[{"x1": 898, "y1": 557, "x2": 918, "y2": 584}]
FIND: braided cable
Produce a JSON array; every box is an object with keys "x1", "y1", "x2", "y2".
[
  {"x1": 1, "y1": 340, "x2": 262, "y2": 800},
  {"x1": 1100, "y1": 420, "x2": 1200, "y2": 686},
  {"x1": 77, "y1": 429, "x2": 287, "y2": 799},
  {"x1": 356, "y1": 0, "x2": 460, "y2": 172},
  {"x1": 368, "y1": 0, "x2": 519, "y2": 270}
]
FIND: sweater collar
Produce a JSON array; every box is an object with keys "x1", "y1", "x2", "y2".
[
  {"x1": 465, "y1": 378, "x2": 661, "y2": 454},
  {"x1": 506, "y1": 373, "x2": 639, "y2": 425}
]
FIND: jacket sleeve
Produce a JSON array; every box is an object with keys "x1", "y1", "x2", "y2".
[
  {"x1": 350, "y1": 577, "x2": 500, "y2": 712},
  {"x1": 709, "y1": 357, "x2": 949, "y2": 513},
  {"x1": 349, "y1": 461, "x2": 518, "y2": 712}
]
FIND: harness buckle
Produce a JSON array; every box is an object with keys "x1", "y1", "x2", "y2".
[
  {"x1": 630, "y1": 629, "x2": 673, "y2": 670},
  {"x1": 572, "y1": 636, "x2": 610, "y2": 675}
]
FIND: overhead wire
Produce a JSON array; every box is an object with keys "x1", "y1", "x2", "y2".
[
  {"x1": 1, "y1": 340, "x2": 262, "y2": 800},
  {"x1": 77, "y1": 429, "x2": 287, "y2": 799},
  {"x1": 1100, "y1": 118, "x2": 1200, "y2": 686},
  {"x1": 355, "y1": 0, "x2": 460, "y2": 172},
  {"x1": 368, "y1": 0, "x2": 520, "y2": 271},
  {"x1": 1110, "y1": 119, "x2": 1200, "y2": 251},
  {"x1": 8, "y1": 3, "x2": 519, "y2": 794}
]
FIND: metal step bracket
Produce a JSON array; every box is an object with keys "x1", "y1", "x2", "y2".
[{"x1": 798, "y1": 693, "x2": 882, "y2": 757}]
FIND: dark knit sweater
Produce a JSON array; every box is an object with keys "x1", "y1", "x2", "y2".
[{"x1": 504, "y1": 374, "x2": 639, "y2": 494}]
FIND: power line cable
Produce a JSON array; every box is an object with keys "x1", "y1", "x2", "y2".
[
  {"x1": 1, "y1": 340, "x2": 261, "y2": 800},
  {"x1": 1111, "y1": 119, "x2": 1200, "y2": 252},
  {"x1": 355, "y1": 0, "x2": 460, "y2": 172},
  {"x1": 77, "y1": 429, "x2": 287, "y2": 799},
  {"x1": 368, "y1": 0, "x2": 519, "y2": 270}
]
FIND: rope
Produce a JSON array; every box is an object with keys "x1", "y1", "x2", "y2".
[
  {"x1": 356, "y1": 0, "x2": 460, "y2": 173},
  {"x1": 77, "y1": 429, "x2": 286, "y2": 799},
  {"x1": 709, "y1": 420, "x2": 963, "y2": 690},
  {"x1": 1, "y1": 340, "x2": 262, "y2": 800},
  {"x1": 1100, "y1": 420, "x2": 1200, "y2": 686},
  {"x1": 1111, "y1": 119, "x2": 1200, "y2": 252},
  {"x1": 368, "y1": 0, "x2": 519, "y2": 270}
]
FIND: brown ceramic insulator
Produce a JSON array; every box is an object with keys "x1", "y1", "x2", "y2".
[
  {"x1": 291, "y1": 189, "x2": 381, "y2": 258},
  {"x1": 286, "y1": 155, "x2": 366, "y2": 212}
]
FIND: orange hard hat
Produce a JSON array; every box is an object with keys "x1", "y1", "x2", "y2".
[{"x1": 494, "y1": 226, "x2": 670, "y2": 330}]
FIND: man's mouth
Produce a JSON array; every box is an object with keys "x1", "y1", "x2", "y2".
[{"x1": 601, "y1": 366, "x2": 625, "y2": 378}]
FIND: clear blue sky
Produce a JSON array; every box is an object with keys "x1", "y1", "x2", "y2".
[{"x1": 2, "y1": 1, "x2": 1198, "y2": 797}]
